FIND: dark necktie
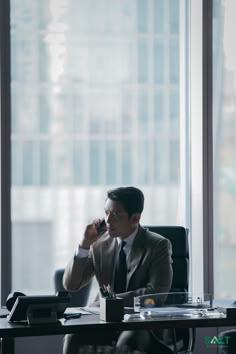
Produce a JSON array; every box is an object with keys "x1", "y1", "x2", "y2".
[{"x1": 114, "y1": 241, "x2": 127, "y2": 294}]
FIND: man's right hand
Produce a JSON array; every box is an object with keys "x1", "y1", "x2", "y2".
[{"x1": 79, "y1": 219, "x2": 106, "y2": 249}]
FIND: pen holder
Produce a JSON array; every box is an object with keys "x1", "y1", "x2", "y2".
[{"x1": 100, "y1": 297, "x2": 124, "y2": 322}]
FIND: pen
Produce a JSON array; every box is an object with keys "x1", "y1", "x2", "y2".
[
  {"x1": 107, "y1": 284, "x2": 116, "y2": 299},
  {"x1": 100, "y1": 285, "x2": 107, "y2": 298},
  {"x1": 100, "y1": 284, "x2": 116, "y2": 299}
]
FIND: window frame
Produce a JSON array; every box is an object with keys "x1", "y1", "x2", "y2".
[
  {"x1": 0, "y1": 0, "x2": 12, "y2": 305},
  {"x1": 202, "y1": 0, "x2": 213, "y2": 296}
]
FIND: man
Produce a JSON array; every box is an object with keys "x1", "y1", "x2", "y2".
[{"x1": 63, "y1": 186, "x2": 173, "y2": 353}]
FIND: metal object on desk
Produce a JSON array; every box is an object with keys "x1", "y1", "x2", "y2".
[{"x1": 133, "y1": 292, "x2": 214, "y2": 313}]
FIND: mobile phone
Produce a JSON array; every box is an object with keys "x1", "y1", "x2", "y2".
[{"x1": 96, "y1": 219, "x2": 106, "y2": 233}]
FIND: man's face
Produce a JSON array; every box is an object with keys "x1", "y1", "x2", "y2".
[{"x1": 104, "y1": 198, "x2": 140, "y2": 239}]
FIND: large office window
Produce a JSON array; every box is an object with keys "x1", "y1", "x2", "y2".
[
  {"x1": 8, "y1": 0, "x2": 191, "y2": 295},
  {"x1": 213, "y1": 0, "x2": 236, "y2": 298}
]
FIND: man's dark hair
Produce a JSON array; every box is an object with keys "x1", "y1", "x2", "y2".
[{"x1": 107, "y1": 186, "x2": 144, "y2": 217}]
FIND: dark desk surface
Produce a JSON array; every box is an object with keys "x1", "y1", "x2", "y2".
[
  {"x1": 1, "y1": 313, "x2": 236, "y2": 338},
  {"x1": 1, "y1": 312, "x2": 236, "y2": 354}
]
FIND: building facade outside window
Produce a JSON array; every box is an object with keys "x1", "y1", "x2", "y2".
[{"x1": 9, "y1": 0, "x2": 193, "y2": 297}]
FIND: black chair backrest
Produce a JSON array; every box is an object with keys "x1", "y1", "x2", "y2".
[
  {"x1": 144, "y1": 226, "x2": 189, "y2": 295},
  {"x1": 144, "y1": 225, "x2": 194, "y2": 351},
  {"x1": 54, "y1": 268, "x2": 92, "y2": 307}
]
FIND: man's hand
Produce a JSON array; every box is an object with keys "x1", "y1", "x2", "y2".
[{"x1": 79, "y1": 219, "x2": 106, "y2": 249}]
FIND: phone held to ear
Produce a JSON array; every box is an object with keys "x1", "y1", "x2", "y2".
[{"x1": 96, "y1": 219, "x2": 106, "y2": 233}]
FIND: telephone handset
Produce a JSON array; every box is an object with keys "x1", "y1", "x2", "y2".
[{"x1": 96, "y1": 219, "x2": 106, "y2": 233}]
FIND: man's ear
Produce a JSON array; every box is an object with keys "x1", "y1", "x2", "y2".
[{"x1": 131, "y1": 213, "x2": 141, "y2": 224}]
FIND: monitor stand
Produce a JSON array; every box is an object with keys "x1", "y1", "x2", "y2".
[{"x1": 26, "y1": 304, "x2": 58, "y2": 325}]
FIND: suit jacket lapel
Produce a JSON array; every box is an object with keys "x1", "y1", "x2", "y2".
[{"x1": 126, "y1": 226, "x2": 146, "y2": 287}]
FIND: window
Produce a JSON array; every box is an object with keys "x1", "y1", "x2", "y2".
[
  {"x1": 12, "y1": 222, "x2": 52, "y2": 292},
  {"x1": 5, "y1": 0, "x2": 193, "y2": 297},
  {"x1": 213, "y1": 0, "x2": 236, "y2": 298}
]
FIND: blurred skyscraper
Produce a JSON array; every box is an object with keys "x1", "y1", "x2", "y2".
[{"x1": 10, "y1": 0, "x2": 189, "y2": 294}]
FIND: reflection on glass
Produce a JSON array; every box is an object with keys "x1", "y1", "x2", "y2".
[{"x1": 130, "y1": 293, "x2": 217, "y2": 322}]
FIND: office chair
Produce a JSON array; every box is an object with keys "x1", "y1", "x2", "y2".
[
  {"x1": 54, "y1": 268, "x2": 93, "y2": 307},
  {"x1": 144, "y1": 225, "x2": 195, "y2": 354}
]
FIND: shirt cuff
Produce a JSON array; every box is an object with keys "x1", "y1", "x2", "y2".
[{"x1": 75, "y1": 245, "x2": 89, "y2": 258}]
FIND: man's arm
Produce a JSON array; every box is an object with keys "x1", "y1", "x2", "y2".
[
  {"x1": 63, "y1": 254, "x2": 94, "y2": 291},
  {"x1": 63, "y1": 219, "x2": 106, "y2": 291}
]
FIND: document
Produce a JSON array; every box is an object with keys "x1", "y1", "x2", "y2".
[{"x1": 64, "y1": 307, "x2": 99, "y2": 315}]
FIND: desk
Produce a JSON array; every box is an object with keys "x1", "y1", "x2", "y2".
[{"x1": 1, "y1": 314, "x2": 236, "y2": 354}]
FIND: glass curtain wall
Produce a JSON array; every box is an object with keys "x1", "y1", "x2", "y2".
[
  {"x1": 10, "y1": 0, "x2": 190, "y2": 294},
  {"x1": 213, "y1": 0, "x2": 236, "y2": 298}
]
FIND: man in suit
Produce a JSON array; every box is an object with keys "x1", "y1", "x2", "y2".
[{"x1": 63, "y1": 186, "x2": 173, "y2": 353}]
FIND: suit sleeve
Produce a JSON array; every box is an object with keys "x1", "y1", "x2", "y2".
[
  {"x1": 63, "y1": 253, "x2": 95, "y2": 291},
  {"x1": 117, "y1": 238, "x2": 173, "y2": 306}
]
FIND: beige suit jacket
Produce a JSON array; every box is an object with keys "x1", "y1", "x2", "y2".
[{"x1": 63, "y1": 225, "x2": 173, "y2": 307}]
